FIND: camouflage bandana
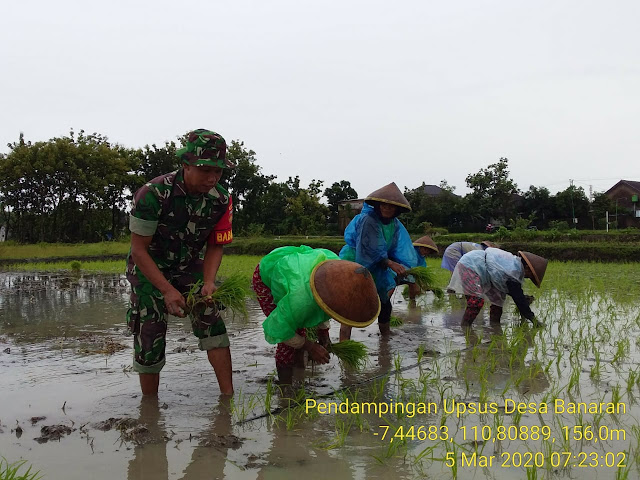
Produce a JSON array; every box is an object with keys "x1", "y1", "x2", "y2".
[{"x1": 176, "y1": 129, "x2": 235, "y2": 169}]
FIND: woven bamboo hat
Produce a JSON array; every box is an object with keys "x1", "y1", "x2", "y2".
[
  {"x1": 365, "y1": 182, "x2": 411, "y2": 213},
  {"x1": 310, "y1": 260, "x2": 381, "y2": 328},
  {"x1": 481, "y1": 241, "x2": 498, "y2": 249},
  {"x1": 413, "y1": 235, "x2": 439, "y2": 254},
  {"x1": 518, "y1": 251, "x2": 548, "y2": 288}
]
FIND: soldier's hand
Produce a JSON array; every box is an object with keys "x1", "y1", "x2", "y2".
[
  {"x1": 201, "y1": 281, "x2": 218, "y2": 302},
  {"x1": 164, "y1": 287, "x2": 187, "y2": 317}
]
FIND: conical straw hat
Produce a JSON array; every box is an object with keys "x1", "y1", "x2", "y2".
[
  {"x1": 518, "y1": 251, "x2": 548, "y2": 288},
  {"x1": 481, "y1": 241, "x2": 498, "y2": 249},
  {"x1": 365, "y1": 182, "x2": 411, "y2": 213},
  {"x1": 310, "y1": 260, "x2": 381, "y2": 328},
  {"x1": 413, "y1": 235, "x2": 439, "y2": 254}
]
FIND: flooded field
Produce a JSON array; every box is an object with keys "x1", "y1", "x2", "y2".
[{"x1": 1, "y1": 264, "x2": 639, "y2": 479}]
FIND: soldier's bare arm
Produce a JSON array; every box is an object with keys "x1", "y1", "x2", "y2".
[{"x1": 130, "y1": 233, "x2": 187, "y2": 317}]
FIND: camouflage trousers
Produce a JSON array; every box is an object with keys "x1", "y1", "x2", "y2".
[{"x1": 126, "y1": 264, "x2": 229, "y2": 374}]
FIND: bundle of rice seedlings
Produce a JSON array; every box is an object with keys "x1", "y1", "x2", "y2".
[
  {"x1": 306, "y1": 326, "x2": 318, "y2": 341},
  {"x1": 390, "y1": 315, "x2": 404, "y2": 327},
  {"x1": 405, "y1": 267, "x2": 444, "y2": 298},
  {"x1": 328, "y1": 340, "x2": 368, "y2": 370},
  {"x1": 185, "y1": 274, "x2": 252, "y2": 319}
]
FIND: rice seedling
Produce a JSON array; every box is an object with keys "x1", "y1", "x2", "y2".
[
  {"x1": 327, "y1": 340, "x2": 368, "y2": 370},
  {"x1": 590, "y1": 350, "x2": 601, "y2": 380},
  {"x1": 0, "y1": 458, "x2": 41, "y2": 480},
  {"x1": 390, "y1": 315, "x2": 403, "y2": 327},
  {"x1": 404, "y1": 267, "x2": 444, "y2": 298},
  {"x1": 393, "y1": 352, "x2": 403, "y2": 372},
  {"x1": 184, "y1": 274, "x2": 252, "y2": 319}
]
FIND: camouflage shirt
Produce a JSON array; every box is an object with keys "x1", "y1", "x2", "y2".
[{"x1": 127, "y1": 169, "x2": 233, "y2": 272}]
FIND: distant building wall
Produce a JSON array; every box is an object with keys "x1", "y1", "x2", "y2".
[
  {"x1": 337, "y1": 199, "x2": 364, "y2": 234},
  {"x1": 605, "y1": 181, "x2": 640, "y2": 228}
]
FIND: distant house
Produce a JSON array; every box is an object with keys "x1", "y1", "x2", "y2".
[
  {"x1": 337, "y1": 199, "x2": 364, "y2": 233},
  {"x1": 604, "y1": 180, "x2": 640, "y2": 228},
  {"x1": 419, "y1": 184, "x2": 461, "y2": 198}
]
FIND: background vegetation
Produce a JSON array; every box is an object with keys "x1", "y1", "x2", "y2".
[{"x1": 0, "y1": 132, "x2": 633, "y2": 244}]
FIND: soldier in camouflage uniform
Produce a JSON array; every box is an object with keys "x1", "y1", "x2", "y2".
[{"x1": 126, "y1": 129, "x2": 236, "y2": 396}]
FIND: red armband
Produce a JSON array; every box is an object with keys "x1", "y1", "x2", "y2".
[{"x1": 208, "y1": 197, "x2": 233, "y2": 245}]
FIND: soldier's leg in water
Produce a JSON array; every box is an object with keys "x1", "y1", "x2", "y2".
[
  {"x1": 126, "y1": 273, "x2": 168, "y2": 396},
  {"x1": 176, "y1": 270, "x2": 233, "y2": 395}
]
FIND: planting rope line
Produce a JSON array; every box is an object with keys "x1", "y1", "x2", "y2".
[{"x1": 235, "y1": 335, "x2": 487, "y2": 426}]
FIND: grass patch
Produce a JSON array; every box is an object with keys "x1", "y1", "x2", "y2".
[{"x1": 0, "y1": 458, "x2": 41, "y2": 480}]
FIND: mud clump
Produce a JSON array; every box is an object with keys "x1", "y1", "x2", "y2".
[
  {"x1": 34, "y1": 424, "x2": 75, "y2": 443},
  {"x1": 199, "y1": 434, "x2": 242, "y2": 449},
  {"x1": 93, "y1": 417, "x2": 138, "y2": 432},
  {"x1": 30, "y1": 416, "x2": 46, "y2": 425}
]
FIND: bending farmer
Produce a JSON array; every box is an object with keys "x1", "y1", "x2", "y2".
[
  {"x1": 446, "y1": 248, "x2": 547, "y2": 327},
  {"x1": 252, "y1": 245, "x2": 380, "y2": 384}
]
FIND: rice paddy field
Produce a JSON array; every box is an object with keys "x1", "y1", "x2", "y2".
[{"x1": 1, "y1": 257, "x2": 639, "y2": 479}]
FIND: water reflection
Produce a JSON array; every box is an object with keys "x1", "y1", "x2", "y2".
[{"x1": 0, "y1": 273, "x2": 129, "y2": 336}]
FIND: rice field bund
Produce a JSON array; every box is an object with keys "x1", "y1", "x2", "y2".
[{"x1": 1, "y1": 259, "x2": 639, "y2": 480}]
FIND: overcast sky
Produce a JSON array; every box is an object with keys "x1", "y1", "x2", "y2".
[{"x1": 1, "y1": 0, "x2": 639, "y2": 198}]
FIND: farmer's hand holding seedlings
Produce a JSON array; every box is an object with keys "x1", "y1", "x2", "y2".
[{"x1": 304, "y1": 339, "x2": 331, "y2": 364}]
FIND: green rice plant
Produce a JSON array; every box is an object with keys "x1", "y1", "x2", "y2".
[
  {"x1": 404, "y1": 267, "x2": 444, "y2": 298},
  {"x1": 611, "y1": 384, "x2": 623, "y2": 406},
  {"x1": 393, "y1": 352, "x2": 403, "y2": 372},
  {"x1": 70, "y1": 260, "x2": 82, "y2": 273},
  {"x1": 416, "y1": 344, "x2": 425, "y2": 364},
  {"x1": 614, "y1": 453, "x2": 631, "y2": 480},
  {"x1": 590, "y1": 350, "x2": 601, "y2": 380},
  {"x1": 0, "y1": 458, "x2": 42, "y2": 480},
  {"x1": 626, "y1": 368, "x2": 639, "y2": 393},
  {"x1": 185, "y1": 274, "x2": 252, "y2": 319},
  {"x1": 371, "y1": 376, "x2": 388, "y2": 400},
  {"x1": 526, "y1": 463, "x2": 539, "y2": 480},
  {"x1": 327, "y1": 340, "x2": 368, "y2": 370},
  {"x1": 612, "y1": 338, "x2": 630, "y2": 365},
  {"x1": 389, "y1": 315, "x2": 404, "y2": 327}
]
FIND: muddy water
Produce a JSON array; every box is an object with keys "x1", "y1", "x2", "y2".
[{"x1": 1, "y1": 272, "x2": 639, "y2": 479}]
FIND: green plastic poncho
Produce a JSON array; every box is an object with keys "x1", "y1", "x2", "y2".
[{"x1": 259, "y1": 245, "x2": 339, "y2": 344}]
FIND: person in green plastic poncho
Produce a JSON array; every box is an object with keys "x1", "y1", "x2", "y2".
[{"x1": 251, "y1": 246, "x2": 380, "y2": 384}]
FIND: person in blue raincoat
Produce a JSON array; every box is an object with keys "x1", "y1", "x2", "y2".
[
  {"x1": 339, "y1": 182, "x2": 417, "y2": 339},
  {"x1": 407, "y1": 235, "x2": 439, "y2": 300}
]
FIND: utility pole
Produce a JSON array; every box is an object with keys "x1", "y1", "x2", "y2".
[{"x1": 569, "y1": 179, "x2": 576, "y2": 226}]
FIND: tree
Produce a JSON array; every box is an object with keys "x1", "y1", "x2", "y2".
[
  {"x1": 552, "y1": 185, "x2": 590, "y2": 227},
  {"x1": 323, "y1": 180, "x2": 358, "y2": 225},
  {"x1": 465, "y1": 158, "x2": 519, "y2": 224},
  {"x1": 521, "y1": 186, "x2": 553, "y2": 228},
  {"x1": 222, "y1": 140, "x2": 274, "y2": 233},
  {"x1": 590, "y1": 192, "x2": 616, "y2": 229}
]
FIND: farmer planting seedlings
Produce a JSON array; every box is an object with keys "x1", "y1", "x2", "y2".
[
  {"x1": 252, "y1": 245, "x2": 380, "y2": 384},
  {"x1": 339, "y1": 182, "x2": 417, "y2": 339},
  {"x1": 407, "y1": 235, "x2": 440, "y2": 300},
  {"x1": 446, "y1": 248, "x2": 547, "y2": 327},
  {"x1": 126, "y1": 129, "x2": 237, "y2": 396}
]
